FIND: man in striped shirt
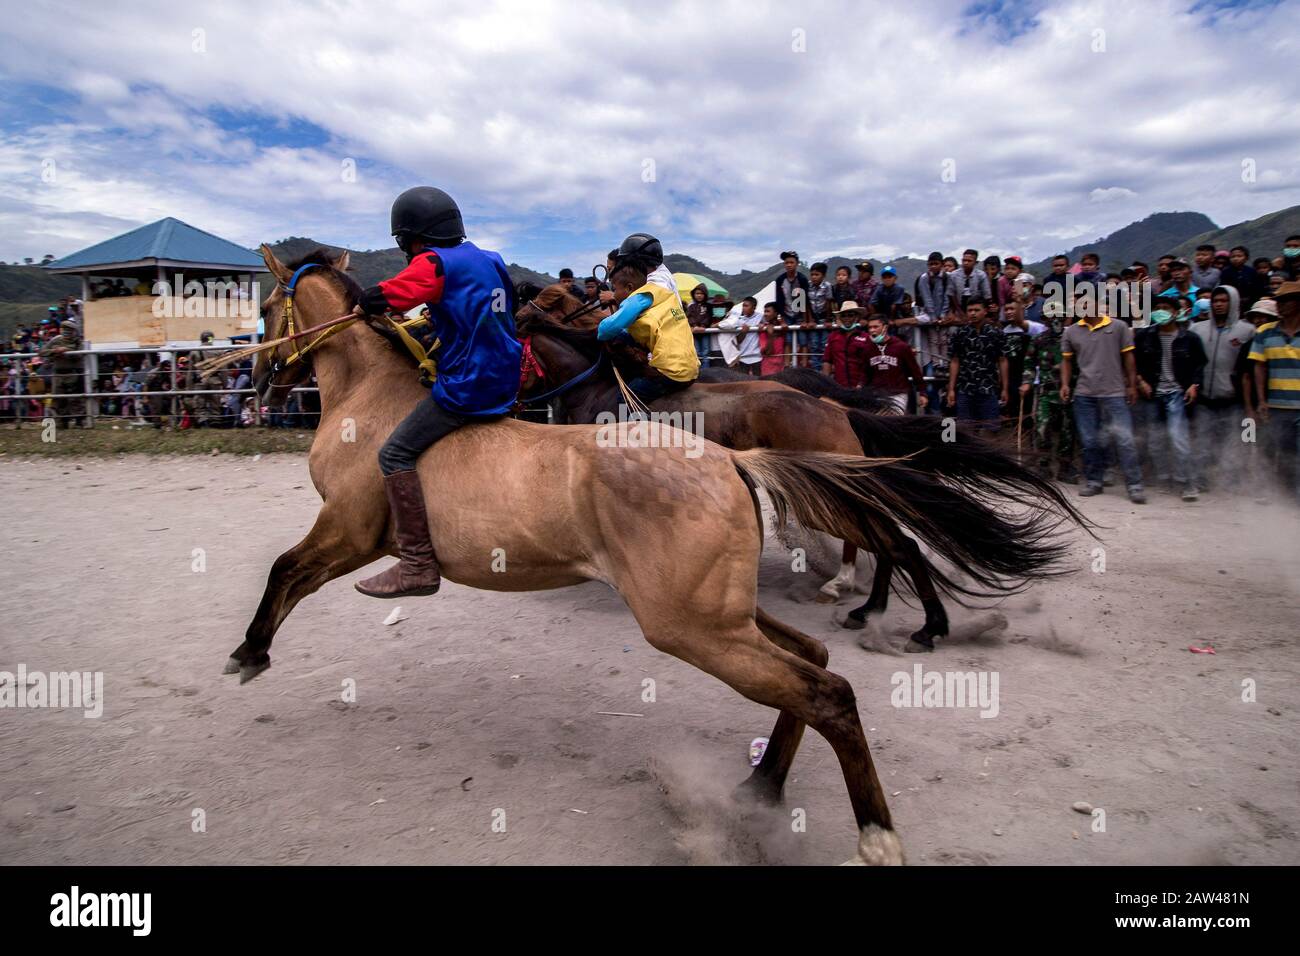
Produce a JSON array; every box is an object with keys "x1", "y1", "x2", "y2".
[{"x1": 1249, "y1": 281, "x2": 1300, "y2": 501}]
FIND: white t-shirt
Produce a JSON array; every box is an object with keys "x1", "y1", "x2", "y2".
[
  {"x1": 717, "y1": 306, "x2": 762, "y2": 365},
  {"x1": 646, "y1": 264, "x2": 679, "y2": 299}
]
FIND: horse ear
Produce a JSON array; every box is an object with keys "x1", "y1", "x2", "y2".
[
  {"x1": 260, "y1": 244, "x2": 291, "y2": 285},
  {"x1": 334, "y1": 250, "x2": 351, "y2": 273}
]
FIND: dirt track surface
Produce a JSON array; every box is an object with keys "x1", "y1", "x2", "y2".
[{"x1": 1, "y1": 454, "x2": 1296, "y2": 865}]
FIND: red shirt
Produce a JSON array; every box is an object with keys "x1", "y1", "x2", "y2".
[
  {"x1": 822, "y1": 328, "x2": 852, "y2": 386},
  {"x1": 848, "y1": 332, "x2": 925, "y2": 393}
]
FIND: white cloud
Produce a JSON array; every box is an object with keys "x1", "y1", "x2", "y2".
[
  {"x1": 1090, "y1": 187, "x2": 1138, "y2": 203},
  {"x1": 0, "y1": 0, "x2": 1296, "y2": 272}
]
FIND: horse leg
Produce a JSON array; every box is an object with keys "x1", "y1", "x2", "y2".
[
  {"x1": 842, "y1": 549, "x2": 893, "y2": 630},
  {"x1": 815, "y1": 541, "x2": 859, "y2": 603},
  {"x1": 647, "y1": 615, "x2": 900, "y2": 865},
  {"x1": 737, "y1": 609, "x2": 829, "y2": 804},
  {"x1": 894, "y1": 537, "x2": 950, "y2": 653},
  {"x1": 225, "y1": 510, "x2": 384, "y2": 683}
]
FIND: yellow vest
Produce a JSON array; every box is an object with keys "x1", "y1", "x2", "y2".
[{"x1": 627, "y1": 282, "x2": 700, "y2": 382}]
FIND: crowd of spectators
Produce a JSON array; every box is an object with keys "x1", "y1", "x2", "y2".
[{"x1": 559, "y1": 235, "x2": 1300, "y2": 503}]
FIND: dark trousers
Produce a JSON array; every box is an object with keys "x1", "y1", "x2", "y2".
[
  {"x1": 379, "y1": 396, "x2": 496, "y2": 475},
  {"x1": 956, "y1": 391, "x2": 1001, "y2": 432},
  {"x1": 624, "y1": 371, "x2": 692, "y2": 405}
]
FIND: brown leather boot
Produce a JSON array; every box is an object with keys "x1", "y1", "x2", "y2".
[{"x1": 355, "y1": 470, "x2": 442, "y2": 598}]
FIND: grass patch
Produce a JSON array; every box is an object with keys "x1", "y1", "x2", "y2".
[{"x1": 0, "y1": 422, "x2": 315, "y2": 457}]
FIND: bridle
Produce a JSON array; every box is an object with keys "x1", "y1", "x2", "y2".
[
  {"x1": 515, "y1": 295, "x2": 608, "y2": 407},
  {"x1": 266, "y1": 262, "x2": 336, "y2": 387}
]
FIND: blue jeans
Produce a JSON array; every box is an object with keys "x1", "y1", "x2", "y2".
[
  {"x1": 1073, "y1": 395, "x2": 1143, "y2": 490},
  {"x1": 956, "y1": 391, "x2": 1000, "y2": 432},
  {"x1": 694, "y1": 331, "x2": 711, "y2": 366},
  {"x1": 808, "y1": 327, "x2": 829, "y2": 364},
  {"x1": 1136, "y1": 391, "x2": 1192, "y2": 484}
]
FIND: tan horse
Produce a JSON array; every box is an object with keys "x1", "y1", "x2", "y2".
[{"x1": 235, "y1": 245, "x2": 954, "y2": 864}]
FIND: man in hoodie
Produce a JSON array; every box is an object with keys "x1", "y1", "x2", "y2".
[
  {"x1": 1191, "y1": 285, "x2": 1254, "y2": 491},
  {"x1": 1134, "y1": 303, "x2": 1207, "y2": 500}
]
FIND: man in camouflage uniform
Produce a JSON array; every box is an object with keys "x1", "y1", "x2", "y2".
[
  {"x1": 183, "y1": 331, "x2": 226, "y2": 426},
  {"x1": 38, "y1": 318, "x2": 86, "y2": 427},
  {"x1": 1019, "y1": 303, "x2": 1078, "y2": 483}
]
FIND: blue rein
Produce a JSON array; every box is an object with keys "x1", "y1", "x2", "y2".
[{"x1": 519, "y1": 350, "x2": 606, "y2": 406}]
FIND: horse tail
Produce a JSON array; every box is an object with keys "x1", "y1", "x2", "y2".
[
  {"x1": 766, "y1": 366, "x2": 897, "y2": 414},
  {"x1": 731, "y1": 448, "x2": 1074, "y2": 600},
  {"x1": 844, "y1": 409, "x2": 1094, "y2": 533}
]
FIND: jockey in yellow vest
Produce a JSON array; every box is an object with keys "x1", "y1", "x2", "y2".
[{"x1": 597, "y1": 233, "x2": 700, "y2": 401}]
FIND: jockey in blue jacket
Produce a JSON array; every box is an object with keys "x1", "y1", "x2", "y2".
[{"x1": 350, "y1": 186, "x2": 521, "y2": 599}]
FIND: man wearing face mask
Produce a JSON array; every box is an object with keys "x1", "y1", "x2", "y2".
[
  {"x1": 850, "y1": 315, "x2": 927, "y2": 414},
  {"x1": 1281, "y1": 235, "x2": 1300, "y2": 281},
  {"x1": 1134, "y1": 304, "x2": 1207, "y2": 501},
  {"x1": 1190, "y1": 285, "x2": 1254, "y2": 492}
]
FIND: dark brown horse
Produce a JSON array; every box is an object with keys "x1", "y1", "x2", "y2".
[{"x1": 516, "y1": 284, "x2": 1087, "y2": 649}]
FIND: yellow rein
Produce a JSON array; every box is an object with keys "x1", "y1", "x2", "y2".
[{"x1": 195, "y1": 300, "x2": 439, "y2": 381}]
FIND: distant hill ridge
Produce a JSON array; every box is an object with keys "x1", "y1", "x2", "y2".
[{"x1": 4, "y1": 205, "x2": 1299, "y2": 337}]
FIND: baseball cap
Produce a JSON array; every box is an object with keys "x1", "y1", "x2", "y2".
[{"x1": 881, "y1": 266, "x2": 897, "y2": 277}]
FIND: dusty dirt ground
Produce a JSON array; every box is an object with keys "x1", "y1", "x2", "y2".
[{"x1": 1, "y1": 453, "x2": 1296, "y2": 866}]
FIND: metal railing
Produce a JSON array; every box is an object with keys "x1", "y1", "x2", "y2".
[{"x1": 0, "y1": 345, "x2": 318, "y2": 428}]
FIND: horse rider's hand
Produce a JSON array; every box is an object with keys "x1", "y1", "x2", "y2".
[{"x1": 1059, "y1": 383, "x2": 1071, "y2": 402}]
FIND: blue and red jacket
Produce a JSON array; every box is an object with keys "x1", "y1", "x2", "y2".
[{"x1": 359, "y1": 241, "x2": 521, "y2": 416}]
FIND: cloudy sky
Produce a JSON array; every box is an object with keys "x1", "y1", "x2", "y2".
[{"x1": 1, "y1": 0, "x2": 1296, "y2": 274}]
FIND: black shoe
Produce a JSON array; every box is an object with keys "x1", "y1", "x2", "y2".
[{"x1": 1079, "y1": 484, "x2": 1103, "y2": 497}]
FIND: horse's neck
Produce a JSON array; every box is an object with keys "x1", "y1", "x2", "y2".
[
  {"x1": 537, "y1": 335, "x2": 619, "y2": 423},
  {"x1": 311, "y1": 323, "x2": 422, "y2": 415}
]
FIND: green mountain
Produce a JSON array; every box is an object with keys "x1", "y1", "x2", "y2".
[
  {"x1": 265, "y1": 237, "x2": 555, "y2": 291},
  {"x1": 1169, "y1": 204, "x2": 1300, "y2": 263},
  {"x1": 1022, "y1": 211, "x2": 1217, "y2": 277},
  {"x1": 5, "y1": 204, "x2": 1297, "y2": 342}
]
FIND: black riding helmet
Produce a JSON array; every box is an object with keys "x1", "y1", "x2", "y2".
[
  {"x1": 390, "y1": 186, "x2": 466, "y2": 250},
  {"x1": 612, "y1": 233, "x2": 664, "y2": 272}
]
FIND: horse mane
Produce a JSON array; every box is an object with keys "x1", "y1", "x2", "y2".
[
  {"x1": 282, "y1": 247, "x2": 429, "y2": 369},
  {"x1": 515, "y1": 284, "x2": 603, "y2": 357},
  {"x1": 285, "y1": 248, "x2": 365, "y2": 306}
]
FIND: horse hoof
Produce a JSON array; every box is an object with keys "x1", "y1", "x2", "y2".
[
  {"x1": 904, "y1": 637, "x2": 935, "y2": 654},
  {"x1": 840, "y1": 613, "x2": 867, "y2": 631},
  {"x1": 221, "y1": 657, "x2": 240, "y2": 676},
  {"x1": 814, "y1": 590, "x2": 838, "y2": 605},
  {"x1": 734, "y1": 774, "x2": 783, "y2": 807},
  {"x1": 841, "y1": 824, "x2": 905, "y2": 866},
  {"x1": 239, "y1": 660, "x2": 271, "y2": 684}
]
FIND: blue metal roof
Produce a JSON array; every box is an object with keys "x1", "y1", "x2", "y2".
[{"x1": 45, "y1": 217, "x2": 264, "y2": 271}]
